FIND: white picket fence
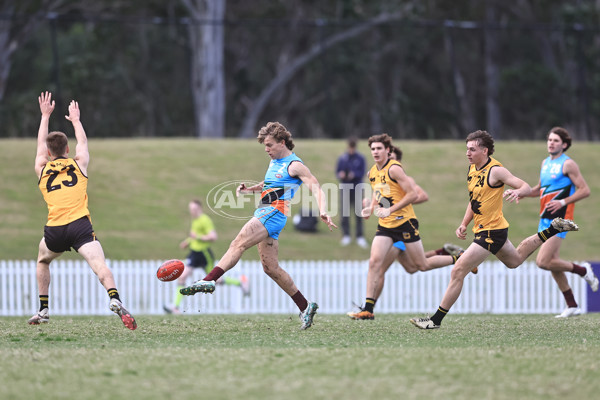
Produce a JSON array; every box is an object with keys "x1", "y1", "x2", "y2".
[{"x1": 0, "y1": 259, "x2": 588, "y2": 316}]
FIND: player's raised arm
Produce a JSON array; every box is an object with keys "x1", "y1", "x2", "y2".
[
  {"x1": 35, "y1": 92, "x2": 55, "y2": 177},
  {"x1": 65, "y1": 100, "x2": 90, "y2": 173}
]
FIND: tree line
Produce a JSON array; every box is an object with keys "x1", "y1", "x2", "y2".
[{"x1": 1, "y1": 0, "x2": 599, "y2": 140}]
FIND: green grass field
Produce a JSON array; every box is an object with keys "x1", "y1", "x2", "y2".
[
  {"x1": 2, "y1": 138, "x2": 599, "y2": 261},
  {"x1": 2, "y1": 314, "x2": 599, "y2": 400}
]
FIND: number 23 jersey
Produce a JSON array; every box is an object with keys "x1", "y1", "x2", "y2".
[{"x1": 38, "y1": 157, "x2": 90, "y2": 226}]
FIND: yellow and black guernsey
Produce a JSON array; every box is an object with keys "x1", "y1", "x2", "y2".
[
  {"x1": 368, "y1": 159, "x2": 416, "y2": 228},
  {"x1": 38, "y1": 157, "x2": 90, "y2": 226},
  {"x1": 466, "y1": 157, "x2": 509, "y2": 233}
]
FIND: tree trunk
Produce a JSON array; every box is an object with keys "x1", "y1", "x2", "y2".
[
  {"x1": 0, "y1": 1, "x2": 66, "y2": 104},
  {"x1": 484, "y1": 2, "x2": 502, "y2": 137},
  {"x1": 444, "y1": 25, "x2": 475, "y2": 136},
  {"x1": 0, "y1": 16, "x2": 14, "y2": 103},
  {"x1": 184, "y1": 0, "x2": 226, "y2": 138}
]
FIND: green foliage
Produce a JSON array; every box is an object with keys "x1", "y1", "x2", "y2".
[
  {"x1": 1, "y1": 139, "x2": 598, "y2": 261},
  {"x1": 2, "y1": 1, "x2": 600, "y2": 139},
  {"x1": 1, "y1": 314, "x2": 599, "y2": 399},
  {"x1": 499, "y1": 63, "x2": 567, "y2": 136}
]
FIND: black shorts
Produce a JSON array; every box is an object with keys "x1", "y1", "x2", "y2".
[
  {"x1": 473, "y1": 228, "x2": 508, "y2": 255},
  {"x1": 44, "y1": 216, "x2": 97, "y2": 253},
  {"x1": 375, "y1": 219, "x2": 421, "y2": 243},
  {"x1": 186, "y1": 249, "x2": 215, "y2": 270}
]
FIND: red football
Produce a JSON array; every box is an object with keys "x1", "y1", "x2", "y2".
[{"x1": 157, "y1": 259, "x2": 184, "y2": 282}]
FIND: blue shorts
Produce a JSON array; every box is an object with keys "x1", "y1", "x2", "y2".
[
  {"x1": 539, "y1": 218, "x2": 567, "y2": 239},
  {"x1": 254, "y1": 206, "x2": 287, "y2": 240},
  {"x1": 393, "y1": 241, "x2": 406, "y2": 251}
]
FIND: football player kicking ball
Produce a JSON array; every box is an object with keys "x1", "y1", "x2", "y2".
[
  {"x1": 179, "y1": 122, "x2": 337, "y2": 330},
  {"x1": 410, "y1": 130, "x2": 578, "y2": 330}
]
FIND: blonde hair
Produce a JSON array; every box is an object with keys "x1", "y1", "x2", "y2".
[{"x1": 257, "y1": 122, "x2": 295, "y2": 150}]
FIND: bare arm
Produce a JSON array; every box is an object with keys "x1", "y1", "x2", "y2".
[
  {"x1": 236, "y1": 181, "x2": 264, "y2": 197},
  {"x1": 361, "y1": 192, "x2": 378, "y2": 219},
  {"x1": 289, "y1": 161, "x2": 337, "y2": 231},
  {"x1": 64, "y1": 100, "x2": 89, "y2": 174},
  {"x1": 488, "y1": 166, "x2": 532, "y2": 203},
  {"x1": 179, "y1": 229, "x2": 217, "y2": 249},
  {"x1": 34, "y1": 92, "x2": 55, "y2": 177},
  {"x1": 374, "y1": 164, "x2": 418, "y2": 218},
  {"x1": 411, "y1": 178, "x2": 429, "y2": 205},
  {"x1": 456, "y1": 202, "x2": 474, "y2": 240}
]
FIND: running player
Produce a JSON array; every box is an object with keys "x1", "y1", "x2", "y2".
[
  {"x1": 349, "y1": 134, "x2": 461, "y2": 320},
  {"x1": 525, "y1": 127, "x2": 597, "y2": 318},
  {"x1": 410, "y1": 130, "x2": 579, "y2": 329}
]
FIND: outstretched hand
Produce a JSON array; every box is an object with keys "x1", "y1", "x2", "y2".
[
  {"x1": 502, "y1": 189, "x2": 521, "y2": 204},
  {"x1": 236, "y1": 183, "x2": 247, "y2": 197},
  {"x1": 65, "y1": 100, "x2": 80, "y2": 123},
  {"x1": 38, "y1": 92, "x2": 55, "y2": 116},
  {"x1": 320, "y1": 213, "x2": 338, "y2": 231}
]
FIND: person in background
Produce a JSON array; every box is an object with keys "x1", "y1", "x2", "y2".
[
  {"x1": 336, "y1": 137, "x2": 367, "y2": 248},
  {"x1": 164, "y1": 199, "x2": 249, "y2": 314},
  {"x1": 525, "y1": 127, "x2": 596, "y2": 318}
]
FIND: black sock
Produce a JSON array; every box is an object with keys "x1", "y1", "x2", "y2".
[
  {"x1": 364, "y1": 298, "x2": 376, "y2": 313},
  {"x1": 538, "y1": 225, "x2": 560, "y2": 242},
  {"x1": 39, "y1": 295, "x2": 49, "y2": 311},
  {"x1": 430, "y1": 306, "x2": 448, "y2": 326},
  {"x1": 107, "y1": 288, "x2": 121, "y2": 302}
]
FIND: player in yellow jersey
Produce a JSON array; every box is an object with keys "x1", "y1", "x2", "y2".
[
  {"x1": 349, "y1": 134, "x2": 462, "y2": 320},
  {"x1": 28, "y1": 92, "x2": 136, "y2": 330},
  {"x1": 410, "y1": 130, "x2": 579, "y2": 330}
]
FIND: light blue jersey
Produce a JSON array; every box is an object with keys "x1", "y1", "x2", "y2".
[
  {"x1": 255, "y1": 153, "x2": 303, "y2": 239},
  {"x1": 260, "y1": 153, "x2": 303, "y2": 211}
]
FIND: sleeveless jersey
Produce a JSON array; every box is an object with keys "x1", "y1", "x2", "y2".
[
  {"x1": 38, "y1": 157, "x2": 90, "y2": 226},
  {"x1": 368, "y1": 159, "x2": 416, "y2": 228},
  {"x1": 539, "y1": 153, "x2": 575, "y2": 220},
  {"x1": 467, "y1": 157, "x2": 509, "y2": 233},
  {"x1": 260, "y1": 153, "x2": 303, "y2": 214}
]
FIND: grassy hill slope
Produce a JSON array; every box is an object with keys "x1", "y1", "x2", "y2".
[{"x1": 2, "y1": 138, "x2": 598, "y2": 261}]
